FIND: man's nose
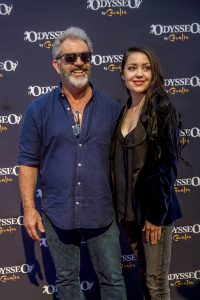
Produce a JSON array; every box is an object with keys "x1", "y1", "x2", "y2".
[{"x1": 74, "y1": 56, "x2": 84, "y2": 65}]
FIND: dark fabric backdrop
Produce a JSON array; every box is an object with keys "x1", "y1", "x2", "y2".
[{"x1": 0, "y1": 0, "x2": 200, "y2": 299}]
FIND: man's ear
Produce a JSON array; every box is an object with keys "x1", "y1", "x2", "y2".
[{"x1": 52, "y1": 60, "x2": 61, "y2": 75}]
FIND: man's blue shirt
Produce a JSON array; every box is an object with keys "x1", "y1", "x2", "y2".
[{"x1": 18, "y1": 85, "x2": 121, "y2": 229}]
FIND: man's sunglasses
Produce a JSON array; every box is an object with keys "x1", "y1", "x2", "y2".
[{"x1": 56, "y1": 52, "x2": 92, "y2": 64}]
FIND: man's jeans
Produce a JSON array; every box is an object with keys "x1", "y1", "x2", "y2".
[
  {"x1": 43, "y1": 214, "x2": 127, "y2": 300},
  {"x1": 124, "y1": 222, "x2": 172, "y2": 300}
]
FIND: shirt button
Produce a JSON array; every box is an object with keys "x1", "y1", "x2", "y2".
[
  {"x1": 76, "y1": 202, "x2": 79, "y2": 205},
  {"x1": 67, "y1": 107, "x2": 70, "y2": 110},
  {"x1": 77, "y1": 181, "x2": 81, "y2": 185},
  {"x1": 79, "y1": 143, "x2": 82, "y2": 147},
  {"x1": 78, "y1": 163, "x2": 81, "y2": 167}
]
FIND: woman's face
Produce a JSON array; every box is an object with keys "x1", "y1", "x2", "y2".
[{"x1": 121, "y1": 51, "x2": 153, "y2": 96}]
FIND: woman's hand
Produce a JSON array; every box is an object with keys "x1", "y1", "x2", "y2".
[{"x1": 142, "y1": 220, "x2": 162, "y2": 245}]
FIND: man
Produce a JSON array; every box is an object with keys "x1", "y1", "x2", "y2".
[{"x1": 18, "y1": 26, "x2": 127, "y2": 300}]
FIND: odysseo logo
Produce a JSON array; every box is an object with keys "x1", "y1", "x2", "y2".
[
  {"x1": 0, "y1": 60, "x2": 18, "y2": 72},
  {"x1": 81, "y1": 281, "x2": 94, "y2": 291},
  {"x1": 0, "y1": 216, "x2": 23, "y2": 227},
  {"x1": 0, "y1": 165, "x2": 19, "y2": 184},
  {"x1": 43, "y1": 281, "x2": 94, "y2": 295},
  {"x1": 164, "y1": 76, "x2": 200, "y2": 95},
  {"x1": 43, "y1": 285, "x2": 58, "y2": 295},
  {"x1": 172, "y1": 224, "x2": 200, "y2": 242},
  {"x1": 28, "y1": 85, "x2": 57, "y2": 97},
  {"x1": 0, "y1": 166, "x2": 19, "y2": 176},
  {"x1": 0, "y1": 60, "x2": 18, "y2": 78},
  {"x1": 121, "y1": 254, "x2": 137, "y2": 269},
  {"x1": 86, "y1": 0, "x2": 142, "y2": 17},
  {"x1": 180, "y1": 127, "x2": 200, "y2": 144},
  {"x1": 40, "y1": 238, "x2": 48, "y2": 248},
  {"x1": 0, "y1": 3, "x2": 13, "y2": 15},
  {"x1": 92, "y1": 54, "x2": 123, "y2": 72},
  {"x1": 121, "y1": 254, "x2": 137, "y2": 262},
  {"x1": 0, "y1": 216, "x2": 23, "y2": 236},
  {"x1": 0, "y1": 264, "x2": 34, "y2": 283},
  {"x1": 174, "y1": 176, "x2": 200, "y2": 194},
  {"x1": 0, "y1": 113, "x2": 22, "y2": 133},
  {"x1": 36, "y1": 188, "x2": 42, "y2": 198},
  {"x1": 24, "y1": 31, "x2": 64, "y2": 48},
  {"x1": 0, "y1": 114, "x2": 22, "y2": 133},
  {"x1": 168, "y1": 270, "x2": 200, "y2": 288},
  {"x1": 0, "y1": 264, "x2": 34, "y2": 275},
  {"x1": 181, "y1": 127, "x2": 200, "y2": 138},
  {"x1": 0, "y1": 114, "x2": 22, "y2": 125},
  {"x1": 150, "y1": 22, "x2": 200, "y2": 42}
]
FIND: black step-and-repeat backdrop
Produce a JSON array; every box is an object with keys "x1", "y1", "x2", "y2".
[{"x1": 0, "y1": 1, "x2": 200, "y2": 299}]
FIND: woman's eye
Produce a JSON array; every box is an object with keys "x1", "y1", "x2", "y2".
[
  {"x1": 143, "y1": 66, "x2": 151, "y2": 71},
  {"x1": 128, "y1": 66, "x2": 136, "y2": 70}
]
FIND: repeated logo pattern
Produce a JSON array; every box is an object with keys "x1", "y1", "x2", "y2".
[{"x1": 0, "y1": 1, "x2": 199, "y2": 299}]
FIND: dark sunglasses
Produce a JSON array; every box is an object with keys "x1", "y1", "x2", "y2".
[{"x1": 56, "y1": 52, "x2": 92, "y2": 64}]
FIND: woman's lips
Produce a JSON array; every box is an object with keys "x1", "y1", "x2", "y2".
[{"x1": 133, "y1": 80, "x2": 145, "y2": 86}]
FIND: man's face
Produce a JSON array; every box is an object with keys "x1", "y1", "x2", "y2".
[{"x1": 53, "y1": 39, "x2": 92, "y2": 89}]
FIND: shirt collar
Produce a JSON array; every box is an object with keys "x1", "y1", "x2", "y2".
[{"x1": 58, "y1": 82, "x2": 95, "y2": 101}]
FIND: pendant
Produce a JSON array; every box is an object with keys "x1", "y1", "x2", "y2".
[{"x1": 72, "y1": 123, "x2": 80, "y2": 137}]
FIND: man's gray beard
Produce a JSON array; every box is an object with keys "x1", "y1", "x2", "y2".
[
  {"x1": 68, "y1": 74, "x2": 89, "y2": 88},
  {"x1": 60, "y1": 67, "x2": 90, "y2": 89}
]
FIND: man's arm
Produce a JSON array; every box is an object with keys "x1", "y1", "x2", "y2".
[{"x1": 19, "y1": 165, "x2": 45, "y2": 241}]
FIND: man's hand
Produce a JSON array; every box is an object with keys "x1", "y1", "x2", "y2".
[
  {"x1": 23, "y1": 207, "x2": 45, "y2": 241},
  {"x1": 142, "y1": 220, "x2": 161, "y2": 245}
]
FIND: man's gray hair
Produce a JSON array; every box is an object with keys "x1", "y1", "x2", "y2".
[{"x1": 52, "y1": 26, "x2": 93, "y2": 59}]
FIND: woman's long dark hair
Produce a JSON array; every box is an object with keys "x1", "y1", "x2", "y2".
[{"x1": 121, "y1": 46, "x2": 186, "y2": 162}]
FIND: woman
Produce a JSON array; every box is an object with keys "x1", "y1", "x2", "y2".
[{"x1": 113, "y1": 47, "x2": 183, "y2": 300}]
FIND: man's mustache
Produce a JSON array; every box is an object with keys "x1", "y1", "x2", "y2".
[{"x1": 71, "y1": 66, "x2": 89, "y2": 72}]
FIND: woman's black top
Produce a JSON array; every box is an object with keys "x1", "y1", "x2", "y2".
[
  {"x1": 113, "y1": 98, "x2": 182, "y2": 226},
  {"x1": 113, "y1": 119, "x2": 147, "y2": 221}
]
